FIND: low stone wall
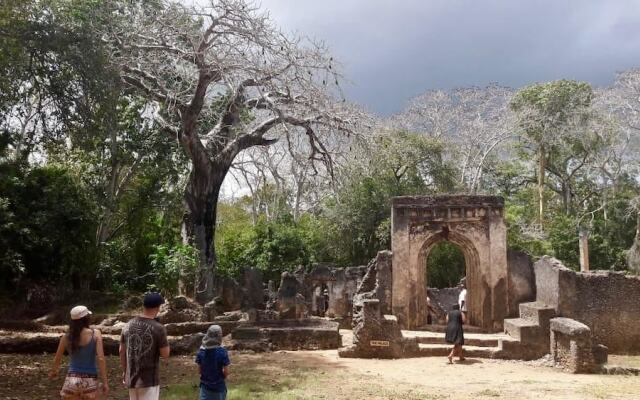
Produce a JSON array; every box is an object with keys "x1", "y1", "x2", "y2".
[
  {"x1": 231, "y1": 319, "x2": 341, "y2": 351},
  {"x1": 0, "y1": 332, "x2": 202, "y2": 355},
  {"x1": 534, "y1": 257, "x2": 640, "y2": 353}
]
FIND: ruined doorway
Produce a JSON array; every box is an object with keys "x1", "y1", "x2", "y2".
[
  {"x1": 391, "y1": 196, "x2": 509, "y2": 330},
  {"x1": 426, "y1": 241, "x2": 465, "y2": 289},
  {"x1": 311, "y1": 283, "x2": 330, "y2": 316}
]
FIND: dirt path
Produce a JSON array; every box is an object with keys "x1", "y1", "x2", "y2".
[
  {"x1": 308, "y1": 350, "x2": 640, "y2": 399},
  {"x1": 1, "y1": 351, "x2": 638, "y2": 399}
]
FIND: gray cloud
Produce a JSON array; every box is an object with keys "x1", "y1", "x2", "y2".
[{"x1": 263, "y1": 0, "x2": 640, "y2": 115}]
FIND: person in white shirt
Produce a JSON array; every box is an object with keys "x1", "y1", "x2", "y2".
[{"x1": 458, "y1": 282, "x2": 467, "y2": 314}]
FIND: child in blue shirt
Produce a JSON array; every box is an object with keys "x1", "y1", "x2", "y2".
[{"x1": 196, "y1": 325, "x2": 230, "y2": 400}]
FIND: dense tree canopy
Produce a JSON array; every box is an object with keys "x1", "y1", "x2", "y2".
[{"x1": 1, "y1": 0, "x2": 640, "y2": 308}]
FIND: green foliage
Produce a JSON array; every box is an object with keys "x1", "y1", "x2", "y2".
[
  {"x1": 0, "y1": 163, "x2": 98, "y2": 290},
  {"x1": 502, "y1": 178, "x2": 638, "y2": 271},
  {"x1": 511, "y1": 80, "x2": 593, "y2": 143},
  {"x1": 149, "y1": 243, "x2": 198, "y2": 298},
  {"x1": 426, "y1": 242, "x2": 466, "y2": 288},
  {"x1": 322, "y1": 131, "x2": 457, "y2": 265},
  {"x1": 216, "y1": 202, "x2": 327, "y2": 282},
  {"x1": 1, "y1": 1, "x2": 638, "y2": 303}
]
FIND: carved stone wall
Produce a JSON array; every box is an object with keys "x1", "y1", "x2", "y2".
[{"x1": 391, "y1": 195, "x2": 509, "y2": 330}]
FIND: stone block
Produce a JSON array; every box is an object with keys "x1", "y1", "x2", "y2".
[
  {"x1": 550, "y1": 317, "x2": 595, "y2": 374},
  {"x1": 592, "y1": 344, "x2": 608, "y2": 366},
  {"x1": 550, "y1": 317, "x2": 590, "y2": 337}
]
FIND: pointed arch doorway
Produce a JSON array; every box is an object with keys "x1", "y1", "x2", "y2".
[{"x1": 391, "y1": 196, "x2": 509, "y2": 331}]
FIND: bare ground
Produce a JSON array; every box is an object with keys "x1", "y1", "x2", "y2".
[{"x1": 1, "y1": 351, "x2": 639, "y2": 400}]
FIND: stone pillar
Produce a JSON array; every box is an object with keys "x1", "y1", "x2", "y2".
[
  {"x1": 488, "y1": 209, "x2": 509, "y2": 329},
  {"x1": 579, "y1": 227, "x2": 590, "y2": 272},
  {"x1": 391, "y1": 207, "x2": 411, "y2": 328}
]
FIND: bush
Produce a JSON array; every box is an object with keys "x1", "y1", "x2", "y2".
[
  {"x1": 426, "y1": 241, "x2": 466, "y2": 288},
  {"x1": 0, "y1": 164, "x2": 98, "y2": 291},
  {"x1": 149, "y1": 243, "x2": 198, "y2": 298}
]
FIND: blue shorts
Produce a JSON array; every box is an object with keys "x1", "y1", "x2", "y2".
[{"x1": 199, "y1": 386, "x2": 227, "y2": 400}]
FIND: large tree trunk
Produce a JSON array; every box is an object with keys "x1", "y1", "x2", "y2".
[
  {"x1": 628, "y1": 211, "x2": 640, "y2": 275},
  {"x1": 561, "y1": 181, "x2": 571, "y2": 215},
  {"x1": 182, "y1": 159, "x2": 231, "y2": 304},
  {"x1": 537, "y1": 146, "x2": 546, "y2": 226}
]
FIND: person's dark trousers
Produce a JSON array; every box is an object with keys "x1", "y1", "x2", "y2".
[{"x1": 199, "y1": 386, "x2": 227, "y2": 400}]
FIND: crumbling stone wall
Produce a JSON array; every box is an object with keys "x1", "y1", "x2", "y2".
[
  {"x1": 507, "y1": 250, "x2": 536, "y2": 317},
  {"x1": 275, "y1": 272, "x2": 307, "y2": 319},
  {"x1": 535, "y1": 256, "x2": 640, "y2": 353},
  {"x1": 427, "y1": 287, "x2": 461, "y2": 324},
  {"x1": 301, "y1": 263, "x2": 368, "y2": 319},
  {"x1": 339, "y1": 250, "x2": 418, "y2": 358},
  {"x1": 209, "y1": 267, "x2": 266, "y2": 314}
]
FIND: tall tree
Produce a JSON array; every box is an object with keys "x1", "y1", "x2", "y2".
[
  {"x1": 103, "y1": 0, "x2": 360, "y2": 301},
  {"x1": 394, "y1": 84, "x2": 515, "y2": 193},
  {"x1": 599, "y1": 69, "x2": 640, "y2": 273},
  {"x1": 511, "y1": 80, "x2": 593, "y2": 226}
]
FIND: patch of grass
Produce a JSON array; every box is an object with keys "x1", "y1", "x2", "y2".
[
  {"x1": 475, "y1": 389, "x2": 502, "y2": 397},
  {"x1": 160, "y1": 358, "x2": 438, "y2": 400},
  {"x1": 581, "y1": 385, "x2": 613, "y2": 400},
  {"x1": 163, "y1": 382, "x2": 200, "y2": 399},
  {"x1": 608, "y1": 355, "x2": 640, "y2": 368},
  {"x1": 160, "y1": 361, "x2": 331, "y2": 400}
]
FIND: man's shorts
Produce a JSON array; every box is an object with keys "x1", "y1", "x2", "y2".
[{"x1": 129, "y1": 386, "x2": 160, "y2": 400}]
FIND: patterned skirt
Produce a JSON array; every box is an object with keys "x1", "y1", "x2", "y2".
[{"x1": 61, "y1": 372, "x2": 99, "y2": 397}]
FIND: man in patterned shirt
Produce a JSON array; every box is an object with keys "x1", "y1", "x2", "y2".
[{"x1": 120, "y1": 292, "x2": 170, "y2": 400}]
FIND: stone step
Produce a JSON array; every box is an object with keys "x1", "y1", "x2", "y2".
[
  {"x1": 231, "y1": 327, "x2": 265, "y2": 340},
  {"x1": 417, "y1": 343, "x2": 500, "y2": 358},
  {"x1": 0, "y1": 331, "x2": 200, "y2": 355},
  {"x1": 518, "y1": 302, "x2": 555, "y2": 326},
  {"x1": 402, "y1": 330, "x2": 505, "y2": 348},
  {"x1": 503, "y1": 318, "x2": 542, "y2": 342},
  {"x1": 414, "y1": 324, "x2": 490, "y2": 334}
]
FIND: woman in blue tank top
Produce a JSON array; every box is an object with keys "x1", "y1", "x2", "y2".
[{"x1": 49, "y1": 305, "x2": 109, "y2": 399}]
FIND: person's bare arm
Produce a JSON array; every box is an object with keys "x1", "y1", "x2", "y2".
[
  {"x1": 461, "y1": 312, "x2": 467, "y2": 324},
  {"x1": 94, "y1": 330, "x2": 109, "y2": 395},
  {"x1": 159, "y1": 326, "x2": 170, "y2": 359},
  {"x1": 119, "y1": 341, "x2": 127, "y2": 385},
  {"x1": 49, "y1": 335, "x2": 67, "y2": 379},
  {"x1": 222, "y1": 366, "x2": 229, "y2": 379},
  {"x1": 159, "y1": 345, "x2": 170, "y2": 359},
  {"x1": 445, "y1": 314, "x2": 449, "y2": 324}
]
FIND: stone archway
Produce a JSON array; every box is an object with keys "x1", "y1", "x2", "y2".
[{"x1": 391, "y1": 195, "x2": 509, "y2": 330}]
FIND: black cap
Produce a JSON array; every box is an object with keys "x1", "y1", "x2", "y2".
[{"x1": 143, "y1": 292, "x2": 165, "y2": 308}]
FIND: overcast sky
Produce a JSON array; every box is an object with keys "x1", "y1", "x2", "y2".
[{"x1": 261, "y1": 0, "x2": 640, "y2": 115}]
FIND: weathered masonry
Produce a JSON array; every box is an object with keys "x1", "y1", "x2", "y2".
[{"x1": 391, "y1": 195, "x2": 509, "y2": 330}]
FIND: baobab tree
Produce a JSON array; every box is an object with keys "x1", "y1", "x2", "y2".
[{"x1": 103, "y1": 0, "x2": 362, "y2": 302}]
